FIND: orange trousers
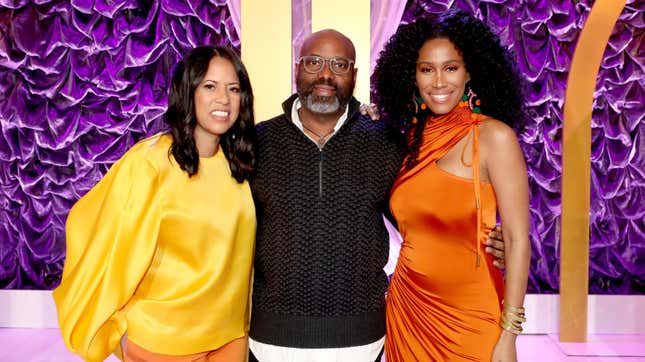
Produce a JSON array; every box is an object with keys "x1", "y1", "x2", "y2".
[{"x1": 123, "y1": 336, "x2": 247, "y2": 362}]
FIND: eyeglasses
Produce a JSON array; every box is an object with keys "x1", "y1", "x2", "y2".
[{"x1": 298, "y1": 55, "x2": 355, "y2": 75}]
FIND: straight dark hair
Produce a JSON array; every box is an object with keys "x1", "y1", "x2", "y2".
[{"x1": 166, "y1": 45, "x2": 256, "y2": 182}]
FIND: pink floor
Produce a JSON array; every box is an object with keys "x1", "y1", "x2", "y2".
[{"x1": 0, "y1": 329, "x2": 644, "y2": 361}]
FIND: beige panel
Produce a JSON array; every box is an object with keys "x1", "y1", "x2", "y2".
[
  {"x1": 560, "y1": 0, "x2": 625, "y2": 342},
  {"x1": 311, "y1": 0, "x2": 370, "y2": 103},
  {"x1": 241, "y1": 1, "x2": 292, "y2": 122}
]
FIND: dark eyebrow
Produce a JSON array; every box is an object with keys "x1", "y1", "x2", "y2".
[
  {"x1": 417, "y1": 60, "x2": 463, "y2": 66},
  {"x1": 202, "y1": 79, "x2": 240, "y2": 86},
  {"x1": 306, "y1": 54, "x2": 350, "y2": 60}
]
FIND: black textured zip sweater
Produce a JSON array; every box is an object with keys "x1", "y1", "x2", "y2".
[{"x1": 250, "y1": 94, "x2": 404, "y2": 348}]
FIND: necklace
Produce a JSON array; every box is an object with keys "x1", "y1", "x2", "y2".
[{"x1": 302, "y1": 124, "x2": 335, "y2": 147}]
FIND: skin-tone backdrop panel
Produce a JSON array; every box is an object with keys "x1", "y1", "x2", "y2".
[
  {"x1": 241, "y1": 0, "x2": 292, "y2": 122},
  {"x1": 560, "y1": 0, "x2": 625, "y2": 342},
  {"x1": 311, "y1": 0, "x2": 370, "y2": 104}
]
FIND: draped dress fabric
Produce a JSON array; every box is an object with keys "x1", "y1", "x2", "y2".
[
  {"x1": 385, "y1": 105, "x2": 504, "y2": 361},
  {"x1": 53, "y1": 134, "x2": 256, "y2": 362}
]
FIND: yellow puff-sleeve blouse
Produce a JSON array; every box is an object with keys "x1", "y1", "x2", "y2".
[{"x1": 53, "y1": 133, "x2": 256, "y2": 362}]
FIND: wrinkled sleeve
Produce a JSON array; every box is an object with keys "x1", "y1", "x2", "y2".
[{"x1": 53, "y1": 152, "x2": 161, "y2": 362}]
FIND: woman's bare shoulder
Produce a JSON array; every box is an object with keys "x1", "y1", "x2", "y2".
[{"x1": 478, "y1": 118, "x2": 519, "y2": 147}]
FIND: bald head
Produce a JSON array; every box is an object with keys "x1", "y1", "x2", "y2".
[
  {"x1": 296, "y1": 29, "x2": 357, "y2": 117},
  {"x1": 300, "y1": 29, "x2": 356, "y2": 61}
]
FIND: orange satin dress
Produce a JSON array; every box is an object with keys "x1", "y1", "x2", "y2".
[
  {"x1": 386, "y1": 105, "x2": 504, "y2": 361},
  {"x1": 123, "y1": 337, "x2": 247, "y2": 362}
]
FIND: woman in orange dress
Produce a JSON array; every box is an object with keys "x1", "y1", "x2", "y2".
[{"x1": 373, "y1": 10, "x2": 531, "y2": 361}]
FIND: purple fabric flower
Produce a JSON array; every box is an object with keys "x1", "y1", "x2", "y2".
[
  {"x1": 402, "y1": 0, "x2": 644, "y2": 294},
  {"x1": 0, "y1": 0, "x2": 238, "y2": 288},
  {"x1": 0, "y1": 0, "x2": 643, "y2": 294}
]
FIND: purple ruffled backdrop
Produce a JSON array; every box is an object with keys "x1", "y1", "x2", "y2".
[
  {"x1": 0, "y1": 1, "x2": 643, "y2": 293},
  {"x1": 0, "y1": 0, "x2": 238, "y2": 288}
]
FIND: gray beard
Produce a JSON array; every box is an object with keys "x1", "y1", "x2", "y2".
[{"x1": 301, "y1": 94, "x2": 341, "y2": 114}]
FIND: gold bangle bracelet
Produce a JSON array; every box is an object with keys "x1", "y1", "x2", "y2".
[
  {"x1": 499, "y1": 320, "x2": 523, "y2": 335},
  {"x1": 503, "y1": 305, "x2": 526, "y2": 314},
  {"x1": 499, "y1": 305, "x2": 526, "y2": 335},
  {"x1": 502, "y1": 311, "x2": 526, "y2": 324}
]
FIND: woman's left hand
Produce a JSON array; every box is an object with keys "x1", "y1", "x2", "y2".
[{"x1": 491, "y1": 330, "x2": 518, "y2": 362}]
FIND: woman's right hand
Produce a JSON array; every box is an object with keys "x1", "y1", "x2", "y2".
[{"x1": 491, "y1": 330, "x2": 518, "y2": 362}]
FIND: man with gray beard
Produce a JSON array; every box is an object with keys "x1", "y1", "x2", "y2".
[{"x1": 247, "y1": 29, "x2": 504, "y2": 362}]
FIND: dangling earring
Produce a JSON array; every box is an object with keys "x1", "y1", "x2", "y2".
[
  {"x1": 462, "y1": 83, "x2": 481, "y2": 114},
  {"x1": 231, "y1": 133, "x2": 236, "y2": 140},
  {"x1": 411, "y1": 93, "x2": 428, "y2": 125}
]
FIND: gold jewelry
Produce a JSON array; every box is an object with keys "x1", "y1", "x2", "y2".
[
  {"x1": 499, "y1": 304, "x2": 526, "y2": 335},
  {"x1": 503, "y1": 305, "x2": 526, "y2": 314}
]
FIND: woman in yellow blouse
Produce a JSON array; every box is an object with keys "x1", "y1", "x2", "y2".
[{"x1": 53, "y1": 46, "x2": 257, "y2": 362}]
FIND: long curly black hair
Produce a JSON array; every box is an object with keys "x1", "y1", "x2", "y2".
[
  {"x1": 372, "y1": 9, "x2": 526, "y2": 170},
  {"x1": 166, "y1": 45, "x2": 256, "y2": 182}
]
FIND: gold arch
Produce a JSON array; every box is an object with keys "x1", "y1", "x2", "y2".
[{"x1": 560, "y1": 0, "x2": 625, "y2": 342}]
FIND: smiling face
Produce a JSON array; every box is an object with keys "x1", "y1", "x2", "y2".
[
  {"x1": 415, "y1": 37, "x2": 470, "y2": 115},
  {"x1": 193, "y1": 56, "x2": 241, "y2": 152},
  {"x1": 296, "y1": 30, "x2": 357, "y2": 116}
]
